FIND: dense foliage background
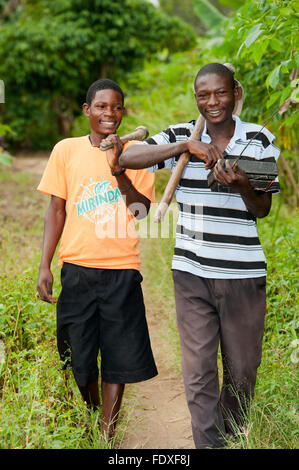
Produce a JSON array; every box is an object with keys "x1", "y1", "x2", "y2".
[
  {"x1": 1, "y1": 0, "x2": 297, "y2": 204},
  {"x1": 0, "y1": 0, "x2": 195, "y2": 148}
]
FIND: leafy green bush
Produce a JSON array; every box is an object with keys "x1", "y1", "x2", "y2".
[
  {"x1": 0, "y1": 0, "x2": 196, "y2": 149},
  {"x1": 207, "y1": 0, "x2": 299, "y2": 205},
  {"x1": 210, "y1": 0, "x2": 298, "y2": 120},
  {"x1": 71, "y1": 48, "x2": 205, "y2": 138},
  {"x1": 0, "y1": 122, "x2": 12, "y2": 165}
]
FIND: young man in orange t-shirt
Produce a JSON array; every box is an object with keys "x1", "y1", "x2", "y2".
[{"x1": 36, "y1": 79, "x2": 157, "y2": 441}]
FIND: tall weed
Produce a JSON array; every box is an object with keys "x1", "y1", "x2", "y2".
[{"x1": 0, "y1": 169, "x2": 119, "y2": 449}]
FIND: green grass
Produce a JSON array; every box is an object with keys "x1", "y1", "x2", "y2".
[
  {"x1": 222, "y1": 208, "x2": 298, "y2": 448},
  {"x1": 1, "y1": 37, "x2": 298, "y2": 449},
  {"x1": 0, "y1": 166, "x2": 131, "y2": 449},
  {"x1": 0, "y1": 157, "x2": 298, "y2": 449},
  {"x1": 139, "y1": 181, "x2": 298, "y2": 449}
]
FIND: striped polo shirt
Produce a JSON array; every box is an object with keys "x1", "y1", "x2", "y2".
[{"x1": 145, "y1": 115, "x2": 280, "y2": 279}]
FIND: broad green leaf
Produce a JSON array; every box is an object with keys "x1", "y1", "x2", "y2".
[
  {"x1": 280, "y1": 59, "x2": 291, "y2": 74},
  {"x1": 0, "y1": 124, "x2": 12, "y2": 136},
  {"x1": 279, "y1": 86, "x2": 292, "y2": 105},
  {"x1": 244, "y1": 23, "x2": 264, "y2": 48},
  {"x1": 290, "y1": 88, "x2": 299, "y2": 103},
  {"x1": 280, "y1": 8, "x2": 293, "y2": 16},
  {"x1": 192, "y1": 0, "x2": 226, "y2": 30},
  {"x1": 267, "y1": 65, "x2": 281, "y2": 89},
  {"x1": 0, "y1": 153, "x2": 13, "y2": 166},
  {"x1": 266, "y1": 91, "x2": 281, "y2": 109},
  {"x1": 236, "y1": 41, "x2": 245, "y2": 59},
  {"x1": 270, "y1": 37, "x2": 282, "y2": 52},
  {"x1": 251, "y1": 38, "x2": 269, "y2": 64},
  {"x1": 283, "y1": 109, "x2": 299, "y2": 126}
]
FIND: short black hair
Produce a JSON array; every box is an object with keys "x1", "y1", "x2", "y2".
[
  {"x1": 194, "y1": 63, "x2": 235, "y2": 90},
  {"x1": 85, "y1": 79, "x2": 124, "y2": 106}
]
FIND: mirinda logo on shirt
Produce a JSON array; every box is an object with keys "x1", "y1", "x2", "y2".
[{"x1": 74, "y1": 178, "x2": 123, "y2": 225}]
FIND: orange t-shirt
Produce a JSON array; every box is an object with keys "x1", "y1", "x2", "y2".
[{"x1": 37, "y1": 136, "x2": 155, "y2": 270}]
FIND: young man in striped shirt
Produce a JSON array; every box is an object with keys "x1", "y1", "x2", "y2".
[{"x1": 119, "y1": 63, "x2": 280, "y2": 449}]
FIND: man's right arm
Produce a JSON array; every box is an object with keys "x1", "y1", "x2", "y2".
[
  {"x1": 37, "y1": 195, "x2": 66, "y2": 304},
  {"x1": 119, "y1": 140, "x2": 223, "y2": 170}
]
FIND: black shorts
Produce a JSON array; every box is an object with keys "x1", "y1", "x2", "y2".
[{"x1": 56, "y1": 263, "x2": 158, "y2": 387}]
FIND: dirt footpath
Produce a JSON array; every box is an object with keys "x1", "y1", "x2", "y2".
[
  {"x1": 120, "y1": 303, "x2": 193, "y2": 449},
  {"x1": 12, "y1": 155, "x2": 194, "y2": 450},
  {"x1": 12, "y1": 154, "x2": 50, "y2": 175}
]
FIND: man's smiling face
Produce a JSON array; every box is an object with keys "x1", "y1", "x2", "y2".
[
  {"x1": 83, "y1": 89, "x2": 124, "y2": 138},
  {"x1": 194, "y1": 73, "x2": 237, "y2": 125}
]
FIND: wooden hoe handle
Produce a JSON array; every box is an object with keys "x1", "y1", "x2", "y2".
[
  {"x1": 154, "y1": 117, "x2": 204, "y2": 223},
  {"x1": 100, "y1": 126, "x2": 149, "y2": 150}
]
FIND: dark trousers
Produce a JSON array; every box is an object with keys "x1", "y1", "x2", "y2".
[{"x1": 172, "y1": 270, "x2": 266, "y2": 449}]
